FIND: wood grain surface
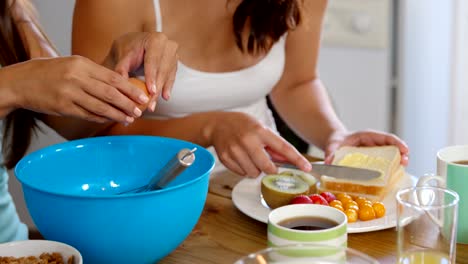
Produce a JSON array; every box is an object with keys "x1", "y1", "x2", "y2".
[
  {"x1": 30, "y1": 155, "x2": 468, "y2": 263},
  {"x1": 161, "y1": 191, "x2": 468, "y2": 264},
  {"x1": 162, "y1": 176, "x2": 468, "y2": 264}
]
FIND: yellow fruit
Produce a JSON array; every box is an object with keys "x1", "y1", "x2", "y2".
[
  {"x1": 336, "y1": 193, "x2": 352, "y2": 201},
  {"x1": 331, "y1": 204, "x2": 344, "y2": 212},
  {"x1": 343, "y1": 200, "x2": 358, "y2": 208},
  {"x1": 345, "y1": 209, "x2": 358, "y2": 223},
  {"x1": 359, "y1": 204, "x2": 376, "y2": 221},
  {"x1": 337, "y1": 194, "x2": 353, "y2": 205},
  {"x1": 360, "y1": 201, "x2": 373, "y2": 208},
  {"x1": 372, "y1": 202, "x2": 386, "y2": 218},
  {"x1": 355, "y1": 196, "x2": 369, "y2": 206},
  {"x1": 329, "y1": 200, "x2": 342, "y2": 207},
  {"x1": 345, "y1": 203, "x2": 359, "y2": 213}
]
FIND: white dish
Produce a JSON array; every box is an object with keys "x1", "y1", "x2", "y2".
[
  {"x1": 0, "y1": 240, "x2": 83, "y2": 264},
  {"x1": 232, "y1": 170, "x2": 416, "y2": 233}
]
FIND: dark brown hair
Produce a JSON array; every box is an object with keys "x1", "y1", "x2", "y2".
[
  {"x1": 233, "y1": 0, "x2": 302, "y2": 54},
  {"x1": 0, "y1": 0, "x2": 40, "y2": 169}
]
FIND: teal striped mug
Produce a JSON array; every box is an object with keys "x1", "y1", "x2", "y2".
[
  {"x1": 435, "y1": 145, "x2": 468, "y2": 244},
  {"x1": 267, "y1": 204, "x2": 347, "y2": 260}
]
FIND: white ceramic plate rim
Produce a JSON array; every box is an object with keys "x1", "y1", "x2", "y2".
[
  {"x1": 232, "y1": 170, "x2": 416, "y2": 233},
  {"x1": 0, "y1": 240, "x2": 83, "y2": 264}
]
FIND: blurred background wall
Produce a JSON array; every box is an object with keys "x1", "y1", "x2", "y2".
[{"x1": 32, "y1": 0, "x2": 75, "y2": 56}]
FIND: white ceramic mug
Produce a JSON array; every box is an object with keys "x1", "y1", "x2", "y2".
[
  {"x1": 268, "y1": 204, "x2": 347, "y2": 247},
  {"x1": 267, "y1": 204, "x2": 347, "y2": 262}
]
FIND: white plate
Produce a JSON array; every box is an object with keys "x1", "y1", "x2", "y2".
[{"x1": 232, "y1": 170, "x2": 416, "y2": 233}]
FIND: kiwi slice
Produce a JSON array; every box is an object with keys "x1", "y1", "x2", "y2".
[
  {"x1": 280, "y1": 169, "x2": 318, "y2": 194},
  {"x1": 261, "y1": 174, "x2": 309, "y2": 209}
]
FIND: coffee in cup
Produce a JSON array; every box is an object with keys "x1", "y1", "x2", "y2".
[
  {"x1": 268, "y1": 204, "x2": 347, "y2": 247},
  {"x1": 267, "y1": 204, "x2": 347, "y2": 261}
]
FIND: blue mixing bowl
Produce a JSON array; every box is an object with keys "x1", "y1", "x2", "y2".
[{"x1": 15, "y1": 136, "x2": 215, "y2": 264}]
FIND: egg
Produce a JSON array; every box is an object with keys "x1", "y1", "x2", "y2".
[{"x1": 128, "y1": 77, "x2": 150, "y2": 111}]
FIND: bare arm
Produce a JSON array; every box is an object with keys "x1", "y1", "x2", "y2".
[
  {"x1": 72, "y1": 0, "x2": 148, "y2": 63},
  {"x1": 0, "y1": 69, "x2": 20, "y2": 118},
  {"x1": 270, "y1": 0, "x2": 346, "y2": 150},
  {"x1": 270, "y1": 0, "x2": 408, "y2": 164},
  {"x1": 0, "y1": 0, "x2": 181, "y2": 140},
  {"x1": 0, "y1": 0, "x2": 158, "y2": 139}
]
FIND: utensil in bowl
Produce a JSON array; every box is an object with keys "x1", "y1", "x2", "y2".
[
  {"x1": 15, "y1": 135, "x2": 215, "y2": 264},
  {"x1": 119, "y1": 147, "x2": 197, "y2": 194}
]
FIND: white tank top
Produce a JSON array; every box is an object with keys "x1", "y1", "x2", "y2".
[{"x1": 141, "y1": 0, "x2": 287, "y2": 175}]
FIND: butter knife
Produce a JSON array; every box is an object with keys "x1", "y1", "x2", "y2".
[{"x1": 275, "y1": 162, "x2": 381, "y2": 181}]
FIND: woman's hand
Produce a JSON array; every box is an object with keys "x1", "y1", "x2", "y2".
[
  {"x1": 324, "y1": 130, "x2": 410, "y2": 166},
  {"x1": 103, "y1": 32, "x2": 179, "y2": 112},
  {"x1": 1, "y1": 56, "x2": 150, "y2": 123},
  {"x1": 207, "y1": 112, "x2": 312, "y2": 177}
]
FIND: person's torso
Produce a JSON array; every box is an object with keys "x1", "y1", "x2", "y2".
[
  {"x1": 135, "y1": 0, "x2": 287, "y2": 175},
  {"x1": 140, "y1": 0, "x2": 287, "y2": 119}
]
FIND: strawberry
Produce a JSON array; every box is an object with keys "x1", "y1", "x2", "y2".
[
  {"x1": 319, "y1": 192, "x2": 337, "y2": 203},
  {"x1": 309, "y1": 194, "x2": 329, "y2": 205},
  {"x1": 289, "y1": 195, "x2": 313, "y2": 205}
]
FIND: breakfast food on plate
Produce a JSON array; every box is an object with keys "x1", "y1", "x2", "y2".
[
  {"x1": 259, "y1": 160, "x2": 390, "y2": 223},
  {"x1": 279, "y1": 169, "x2": 317, "y2": 193},
  {"x1": 288, "y1": 191, "x2": 387, "y2": 223},
  {"x1": 317, "y1": 146, "x2": 405, "y2": 201},
  {"x1": 0, "y1": 252, "x2": 74, "y2": 264},
  {"x1": 261, "y1": 173, "x2": 310, "y2": 209},
  {"x1": 128, "y1": 77, "x2": 151, "y2": 111}
]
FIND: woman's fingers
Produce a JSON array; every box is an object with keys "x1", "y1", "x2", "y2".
[
  {"x1": 83, "y1": 75, "x2": 142, "y2": 118},
  {"x1": 247, "y1": 146, "x2": 278, "y2": 176},
  {"x1": 263, "y1": 131, "x2": 311, "y2": 172},
  {"x1": 114, "y1": 51, "x2": 139, "y2": 79},
  {"x1": 71, "y1": 87, "x2": 134, "y2": 124},
  {"x1": 162, "y1": 58, "x2": 178, "y2": 100},
  {"x1": 143, "y1": 35, "x2": 178, "y2": 110},
  {"x1": 229, "y1": 144, "x2": 261, "y2": 177},
  {"x1": 68, "y1": 103, "x2": 110, "y2": 124},
  {"x1": 103, "y1": 32, "x2": 178, "y2": 113},
  {"x1": 264, "y1": 146, "x2": 289, "y2": 163},
  {"x1": 155, "y1": 40, "x2": 178, "y2": 101},
  {"x1": 86, "y1": 65, "x2": 150, "y2": 114},
  {"x1": 218, "y1": 150, "x2": 246, "y2": 176},
  {"x1": 143, "y1": 34, "x2": 166, "y2": 97},
  {"x1": 326, "y1": 130, "x2": 410, "y2": 166}
]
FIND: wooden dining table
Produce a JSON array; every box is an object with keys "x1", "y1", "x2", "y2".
[
  {"x1": 29, "y1": 157, "x2": 468, "y2": 263},
  {"x1": 158, "y1": 170, "x2": 468, "y2": 264}
]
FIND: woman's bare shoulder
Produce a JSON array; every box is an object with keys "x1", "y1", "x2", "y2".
[
  {"x1": 74, "y1": 0, "x2": 151, "y2": 26},
  {"x1": 279, "y1": 0, "x2": 328, "y2": 84}
]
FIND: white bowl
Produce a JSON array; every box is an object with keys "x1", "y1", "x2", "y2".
[{"x1": 0, "y1": 240, "x2": 82, "y2": 264}]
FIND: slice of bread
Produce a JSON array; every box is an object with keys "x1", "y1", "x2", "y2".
[
  {"x1": 317, "y1": 166, "x2": 404, "y2": 201},
  {"x1": 319, "y1": 146, "x2": 404, "y2": 201}
]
